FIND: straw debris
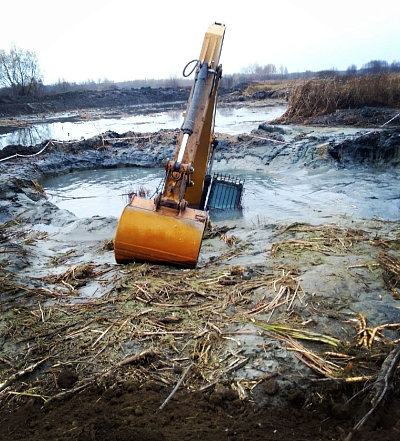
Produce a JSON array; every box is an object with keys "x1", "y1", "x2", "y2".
[
  {"x1": 377, "y1": 251, "x2": 400, "y2": 298},
  {"x1": 1, "y1": 220, "x2": 399, "y2": 409},
  {"x1": 353, "y1": 312, "x2": 400, "y2": 349},
  {"x1": 39, "y1": 264, "x2": 99, "y2": 292},
  {"x1": 271, "y1": 224, "x2": 368, "y2": 257}
]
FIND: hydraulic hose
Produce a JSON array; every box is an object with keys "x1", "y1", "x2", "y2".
[{"x1": 182, "y1": 59, "x2": 200, "y2": 78}]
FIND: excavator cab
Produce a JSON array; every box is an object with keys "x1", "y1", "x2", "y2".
[{"x1": 114, "y1": 23, "x2": 242, "y2": 268}]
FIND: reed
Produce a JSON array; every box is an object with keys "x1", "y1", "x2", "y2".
[{"x1": 276, "y1": 73, "x2": 400, "y2": 122}]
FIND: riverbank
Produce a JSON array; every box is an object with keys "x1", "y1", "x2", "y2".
[
  {"x1": 3, "y1": 84, "x2": 398, "y2": 133},
  {"x1": 0, "y1": 94, "x2": 400, "y2": 440}
]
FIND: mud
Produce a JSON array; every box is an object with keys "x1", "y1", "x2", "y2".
[
  {"x1": 0, "y1": 94, "x2": 400, "y2": 440},
  {"x1": 0, "y1": 88, "x2": 191, "y2": 120},
  {"x1": 2, "y1": 380, "x2": 399, "y2": 441}
]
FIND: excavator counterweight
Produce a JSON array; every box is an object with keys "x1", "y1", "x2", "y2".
[{"x1": 114, "y1": 23, "x2": 226, "y2": 268}]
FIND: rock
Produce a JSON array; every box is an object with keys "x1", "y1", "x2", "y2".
[
  {"x1": 142, "y1": 381, "x2": 163, "y2": 392},
  {"x1": 258, "y1": 124, "x2": 286, "y2": 134},
  {"x1": 214, "y1": 383, "x2": 228, "y2": 396},
  {"x1": 134, "y1": 405, "x2": 144, "y2": 416},
  {"x1": 123, "y1": 380, "x2": 139, "y2": 392},
  {"x1": 173, "y1": 364, "x2": 183, "y2": 374},
  {"x1": 264, "y1": 379, "x2": 279, "y2": 395},
  {"x1": 56, "y1": 368, "x2": 78, "y2": 389},
  {"x1": 209, "y1": 392, "x2": 223, "y2": 407},
  {"x1": 231, "y1": 398, "x2": 242, "y2": 408},
  {"x1": 287, "y1": 388, "x2": 306, "y2": 406},
  {"x1": 331, "y1": 403, "x2": 349, "y2": 419},
  {"x1": 225, "y1": 389, "x2": 239, "y2": 401}
]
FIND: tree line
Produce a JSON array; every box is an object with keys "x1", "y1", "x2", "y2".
[{"x1": 1, "y1": 46, "x2": 399, "y2": 97}]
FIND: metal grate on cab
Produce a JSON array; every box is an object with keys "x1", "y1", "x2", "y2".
[{"x1": 206, "y1": 173, "x2": 244, "y2": 210}]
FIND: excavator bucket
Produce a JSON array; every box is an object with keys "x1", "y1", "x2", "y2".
[{"x1": 114, "y1": 196, "x2": 207, "y2": 268}]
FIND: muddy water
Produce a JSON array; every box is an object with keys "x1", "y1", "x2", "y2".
[
  {"x1": 0, "y1": 105, "x2": 287, "y2": 148},
  {"x1": 43, "y1": 165, "x2": 400, "y2": 224},
  {"x1": 34, "y1": 105, "x2": 399, "y2": 224},
  {"x1": 43, "y1": 168, "x2": 165, "y2": 219}
]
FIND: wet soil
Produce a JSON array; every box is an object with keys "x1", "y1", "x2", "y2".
[
  {"x1": 272, "y1": 107, "x2": 400, "y2": 129},
  {"x1": 0, "y1": 83, "x2": 291, "y2": 118},
  {"x1": 0, "y1": 88, "x2": 191, "y2": 120},
  {"x1": 1, "y1": 92, "x2": 400, "y2": 440},
  {"x1": 2, "y1": 379, "x2": 400, "y2": 441}
]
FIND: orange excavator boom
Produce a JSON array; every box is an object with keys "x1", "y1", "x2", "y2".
[{"x1": 114, "y1": 23, "x2": 226, "y2": 268}]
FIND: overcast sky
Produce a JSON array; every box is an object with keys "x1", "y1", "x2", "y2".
[{"x1": 1, "y1": 0, "x2": 399, "y2": 84}]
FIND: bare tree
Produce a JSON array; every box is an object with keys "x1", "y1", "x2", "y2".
[
  {"x1": 241, "y1": 63, "x2": 278, "y2": 80},
  {"x1": 346, "y1": 64, "x2": 357, "y2": 76},
  {"x1": 316, "y1": 67, "x2": 339, "y2": 78},
  {"x1": 362, "y1": 60, "x2": 389, "y2": 74},
  {"x1": 165, "y1": 75, "x2": 179, "y2": 89},
  {"x1": 279, "y1": 65, "x2": 288, "y2": 78},
  {"x1": 0, "y1": 46, "x2": 43, "y2": 95},
  {"x1": 390, "y1": 60, "x2": 400, "y2": 73},
  {"x1": 54, "y1": 77, "x2": 71, "y2": 93},
  {"x1": 221, "y1": 74, "x2": 234, "y2": 90}
]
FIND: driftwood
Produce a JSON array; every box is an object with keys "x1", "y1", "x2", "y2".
[
  {"x1": 42, "y1": 381, "x2": 93, "y2": 406},
  {"x1": 159, "y1": 363, "x2": 193, "y2": 411},
  {"x1": 0, "y1": 358, "x2": 49, "y2": 393},
  {"x1": 345, "y1": 342, "x2": 400, "y2": 440},
  {"x1": 366, "y1": 342, "x2": 400, "y2": 416},
  {"x1": 112, "y1": 349, "x2": 158, "y2": 369}
]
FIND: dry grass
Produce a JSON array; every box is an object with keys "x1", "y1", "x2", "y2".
[
  {"x1": 276, "y1": 73, "x2": 400, "y2": 122},
  {"x1": 1, "y1": 221, "x2": 399, "y2": 407},
  {"x1": 1, "y1": 255, "x2": 397, "y2": 405},
  {"x1": 0, "y1": 261, "x2": 325, "y2": 404}
]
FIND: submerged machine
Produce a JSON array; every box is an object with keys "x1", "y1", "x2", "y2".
[{"x1": 114, "y1": 23, "x2": 243, "y2": 268}]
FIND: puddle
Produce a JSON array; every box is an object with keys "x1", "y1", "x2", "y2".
[
  {"x1": 0, "y1": 106, "x2": 287, "y2": 148},
  {"x1": 43, "y1": 168, "x2": 165, "y2": 219}
]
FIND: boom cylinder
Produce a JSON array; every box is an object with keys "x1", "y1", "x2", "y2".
[
  {"x1": 181, "y1": 62, "x2": 209, "y2": 135},
  {"x1": 175, "y1": 62, "x2": 209, "y2": 169}
]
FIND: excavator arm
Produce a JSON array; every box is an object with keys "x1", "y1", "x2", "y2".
[{"x1": 114, "y1": 23, "x2": 225, "y2": 268}]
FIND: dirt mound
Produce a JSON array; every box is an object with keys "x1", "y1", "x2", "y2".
[
  {"x1": 0, "y1": 88, "x2": 191, "y2": 118},
  {"x1": 2, "y1": 380, "x2": 399, "y2": 441}
]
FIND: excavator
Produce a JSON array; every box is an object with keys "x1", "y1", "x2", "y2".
[{"x1": 114, "y1": 23, "x2": 242, "y2": 269}]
